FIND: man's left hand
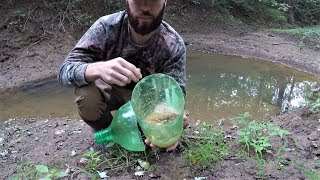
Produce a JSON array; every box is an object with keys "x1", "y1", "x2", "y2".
[{"x1": 145, "y1": 110, "x2": 189, "y2": 152}]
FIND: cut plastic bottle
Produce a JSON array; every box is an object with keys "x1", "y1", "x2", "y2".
[{"x1": 94, "y1": 101, "x2": 145, "y2": 152}]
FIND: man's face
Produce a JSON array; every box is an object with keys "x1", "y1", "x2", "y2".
[{"x1": 127, "y1": 0, "x2": 166, "y2": 35}]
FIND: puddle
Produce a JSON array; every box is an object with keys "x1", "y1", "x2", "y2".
[
  {"x1": 0, "y1": 51, "x2": 319, "y2": 123},
  {"x1": 186, "y1": 51, "x2": 319, "y2": 124}
]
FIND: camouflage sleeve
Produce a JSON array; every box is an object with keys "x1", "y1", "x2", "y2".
[
  {"x1": 57, "y1": 18, "x2": 107, "y2": 87},
  {"x1": 162, "y1": 40, "x2": 187, "y2": 95}
]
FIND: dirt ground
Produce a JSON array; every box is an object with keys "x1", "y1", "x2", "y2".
[{"x1": 0, "y1": 0, "x2": 320, "y2": 179}]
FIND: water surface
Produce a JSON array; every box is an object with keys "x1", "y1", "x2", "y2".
[
  {"x1": 185, "y1": 51, "x2": 319, "y2": 123},
  {"x1": 0, "y1": 51, "x2": 319, "y2": 123}
]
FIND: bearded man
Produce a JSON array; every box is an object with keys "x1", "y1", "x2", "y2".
[{"x1": 58, "y1": 0, "x2": 188, "y2": 151}]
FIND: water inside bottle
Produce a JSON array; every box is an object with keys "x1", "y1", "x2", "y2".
[{"x1": 144, "y1": 103, "x2": 179, "y2": 125}]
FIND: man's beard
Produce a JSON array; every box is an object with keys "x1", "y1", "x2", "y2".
[{"x1": 127, "y1": 4, "x2": 165, "y2": 35}]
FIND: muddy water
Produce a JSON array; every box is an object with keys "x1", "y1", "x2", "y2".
[
  {"x1": 0, "y1": 51, "x2": 319, "y2": 123},
  {"x1": 0, "y1": 80, "x2": 77, "y2": 120},
  {"x1": 186, "y1": 51, "x2": 319, "y2": 124}
]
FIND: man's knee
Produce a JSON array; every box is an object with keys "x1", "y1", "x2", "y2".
[{"x1": 74, "y1": 83, "x2": 107, "y2": 121}]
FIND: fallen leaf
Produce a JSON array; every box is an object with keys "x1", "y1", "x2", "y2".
[
  {"x1": 55, "y1": 129, "x2": 65, "y2": 135},
  {"x1": 134, "y1": 171, "x2": 145, "y2": 177},
  {"x1": 149, "y1": 173, "x2": 161, "y2": 178},
  {"x1": 64, "y1": 164, "x2": 71, "y2": 174},
  {"x1": 138, "y1": 159, "x2": 150, "y2": 170},
  {"x1": 0, "y1": 150, "x2": 8, "y2": 157},
  {"x1": 98, "y1": 171, "x2": 109, "y2": 179},
  {"x1": 195, "y1": 177, "x2": 208, "y2": 180},
  {"x1": 70, "y1": 150, "x2": 77, "y2": 157},
  {"x1": 79, "y1": 157, "x2": 88, "y2": 163}
]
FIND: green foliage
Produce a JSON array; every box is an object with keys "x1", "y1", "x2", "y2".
[
  {"x1": 9, "y1": 163, "x2": 67, "y2": 180},
  {"x1": 77, "y1": 149, "x2": 102, "y2": 179},
  {"x1": 184, "y1": 123, "x2": 229, "y2": 170},
  {"x1": 308, "y1": 90, "x2": 320, "y2": 112},
  {"x1": 309, "y1": 98, "x2": 320, "y2": 112},
  {"x1": 213, "y1": 0, "x2": 320, "y2": 26},
  {"x1": 303, "y1": 86, "x2": 320, "y2": 112},
  {"x1": 277, "y1": 158, "x2": 320, "y2": 180},
  {"x1": 76, "y1": 146, "x2": 147, "y2": 179},
  {"x1": 272, "y1": 25, "x2": 320, "y2": 49},
  {"x1": 214, "y1": 0, "x2": 288, "y2": 26},
  {"x1": 9, "y1": 162, "x2": 38, "y2": 180},
  {"x1": 294, "y1": 164, "x2": 320, "y2": 180},
  {"x1": 235, "y1": 112, "x2": 290, "y2": 159},
  {"x1": 35, "y1": 165, "x2": 68, "y2": 180},
  {"x1": 103, "y1": 0, "x2": 125, "y2": 11},
  {"x1": 289, "y1": 0, "x2": 320, "y2": 26},
  {"x1": 46, "y1": 0, "x2": 92, "y2": 31}
]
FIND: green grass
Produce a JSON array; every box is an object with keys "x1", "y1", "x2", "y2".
[
  {"x1": 277, "y1": 157, "x2": 320, "y2": 180},
  {"x1": 272, "y1": 25, "x2": 320, "y2": 36},
  {"x1": 9, "y1": 163, "x2": 67, "y2": 180},
  {"x1": 183, "y1": 124, "x2": 229, "y2": 170},
  {"x1": 272, "y1": 25, "x2": 320, "y2": 49},
  {"x1": 10, "y1": 145, "x2": 149, "y2": 180},
  {"x1": 76, "y1": 146, "x2": 149, "y2": 179}
]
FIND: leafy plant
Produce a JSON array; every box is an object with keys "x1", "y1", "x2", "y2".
[
  {"x1": 184, "y1": 123, "x2": 228, "y2": 170},
  {"x1": 9, "y1": 163, "x2": 67, "y2": 180},
  {"x1": 309, "y1": 98, "x2": 320, "y2": 112},
  {"x1": 76, "y1": 148, "x2": 103, "y2": 179},
  {"x1": 235, "y1": 112, "x2": 290, "y2": 159},
  {"x1": 9, "y1": 162, "x2": 38, "y2": 180},
  {"x1": 35, "y1": 165, "x2": 68, "y2": 180}
]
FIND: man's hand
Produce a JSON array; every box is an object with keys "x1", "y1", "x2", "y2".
[
  {"x1": 145, "y1": 110, "x2": 189, "y2": 152},
  {"x1": 144, "y1": 139, "x2": 179, "y2": 152},
  {"x1": 85, "y1": 57, "x2": 142, "y2": 86}
]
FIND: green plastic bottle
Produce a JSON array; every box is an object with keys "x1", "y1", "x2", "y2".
[
  {"x1": 131, "y1": 73, "x2": 185, "y2": 148},
  {"x1": 94, "y1": 101, "x2": 145, "y2": 152}
]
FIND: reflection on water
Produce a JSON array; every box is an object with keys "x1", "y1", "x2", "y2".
[
  {"x1": 0, "y1": 51, "x2": 319, "y2": 123},
  {"x1": 185, "y1": 51, "x2": 319, "y2": 123}
]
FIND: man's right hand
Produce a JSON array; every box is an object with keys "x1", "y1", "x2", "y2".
[{"x1": 85, "y1": 57, "x2": 142, "y2": 86}]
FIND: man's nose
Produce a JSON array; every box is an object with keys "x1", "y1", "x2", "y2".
[{"x1": 139, "y1": 0, "x2": 152, "y2": 11}]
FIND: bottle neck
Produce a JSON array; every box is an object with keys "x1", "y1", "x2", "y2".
[{"x1": 94, "y1": 128, "x2": 112, "y2": 144}]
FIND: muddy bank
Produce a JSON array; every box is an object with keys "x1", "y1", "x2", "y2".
[
  {"x1": 1, "y1": 108, "x2": 319, "y2": 179},
  {"x1": 0, "y1": 26, "x2": 319, "y2": 92},
  {"x1": 183, "y1": 30, "x2": 320, "y2": 77}
]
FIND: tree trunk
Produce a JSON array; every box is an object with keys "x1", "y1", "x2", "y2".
[{"x1": 286, "y1": 0, "x2": 295, "y2": 25}]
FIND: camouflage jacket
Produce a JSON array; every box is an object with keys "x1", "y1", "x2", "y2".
[{"x1": 58, "y1": 10, "x2": 186, "y2": 94}]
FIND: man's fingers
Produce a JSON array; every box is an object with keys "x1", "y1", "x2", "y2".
[
  {"x1": 144, "y1": 139, "x2": 151, "y2": 145},
  {"x1": 118, "y1": 58, "x2": 142, "y2": 79},
  {"x1": 114, "y1": 65, "x2": 139, "y2": 83},
  {"x1": 112, "y1": 70, "x2": 132, "y2": 84},
  {"x1": 166, "y1": 141, "x2": 179, "y2": 152},
  {"x1": 144, "y1": 139, "x2": 156, "y2": 148},
  {"x1": 102, "y1": 75, "x2": 126, "y2": 86},
  {"x1": 111, "y1": 78, "x2": 126, "y2": 87}
]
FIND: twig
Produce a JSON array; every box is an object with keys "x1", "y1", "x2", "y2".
[
  {"x1": 272, "y1": 42, "x2": 289, "y2": 45},
  {"x1": 23, "y1": 6, "x2": 38, "y2": 31},
  {"x1": 185, "y1": 135, "x2": 212, "y2": 140},
  {"x1": 19, "y1": 38, "x2": 44, "y2": 53}
]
